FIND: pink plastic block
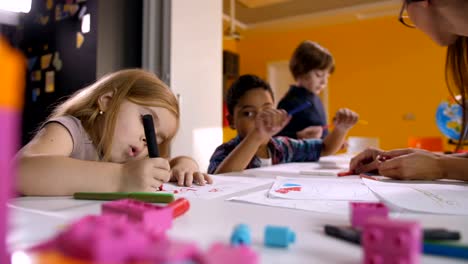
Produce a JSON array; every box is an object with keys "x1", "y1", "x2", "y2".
[
  {"x1": 150, "y1": 238, "x2": 201, "y2": 262},
  {"x1": 102, "y1": 198, "x2": 173, "y2": 234},
  {"x1": 363, "y1": 217, "x2": 422, "y2": 264},
  {"x1": 202, "y1": 242, "x2": 258, "y2": 264},
  {"x1": 351, "y1": 202, "x2": 389, "y2": 228},
  {"x1": 56, "y1": 215, "x2": 154, "y2": 262},
  {"x1": 0, "y1": 110, "x2": 20, "y2": 264}
]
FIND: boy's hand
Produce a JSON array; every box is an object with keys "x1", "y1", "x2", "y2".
[
  {"x1": 120, "y1": 158, "x2": 171, "y2": 192},
  {"x1": 297, "y1": 125, "x2": 323, "y2": 139},
  {"x1": 254, "y1": 109, "x2": 291, "y2": 140},
  {"x1": 170, "y1": 157, "x2": 213, "y2": 186},
  {"x1": 333, "y1": 108, "x2": 359, "y2": 130}
]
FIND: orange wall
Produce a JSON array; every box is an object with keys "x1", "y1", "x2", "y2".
[
  {"x1": 236, "y1": 17, "x2": 450, "y2": 150},
  {"x1": 223, "y1": 39, "x2": 239, "y2": 142}
]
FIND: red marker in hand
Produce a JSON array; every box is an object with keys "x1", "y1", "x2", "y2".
[{"x1": 337, "y1": 171, "x2": 354, "y2": 177}]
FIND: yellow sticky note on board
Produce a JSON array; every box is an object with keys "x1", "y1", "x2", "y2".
[
  {"x1": 39, "y1": 15, "x2": 49, "y2": 25},
  {"x1": 45, "y1": 71, "x2": 55, "y2": 93},
  {"x1": 76, "y1": 32, "x2": 84, "y2": 48},
  {"x1": 64, "y1": 4, "x2": 79, "y2": 16},
  {"x1": 53, "y1": 52, "x2": 62, "y2": 71},
  {"x1": 31, "y1": 70, "x2": 41, "y2": 81},
  {"x1": 41, "y1": 53, "x2": 52, "y2": 69},
  {"x1": 46, "y1": 0, "x2": 53, "y2": 10}
]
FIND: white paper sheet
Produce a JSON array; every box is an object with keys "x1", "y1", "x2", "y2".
[
  {"x1": 362, "y1": 178, "x2": 468, "y2": 215},
  {"x1": 229, "y1": 190, "x2": 350, "y2": 215},
  {"x1": 268, "y1": 176, "x2": 379, "y2": 201},
  {"x1": 161, "y1": 175, "x2": 273, "y2": 199},
  {"x1": 251, "y1": 161, "x2": 349, "y2": 176}
]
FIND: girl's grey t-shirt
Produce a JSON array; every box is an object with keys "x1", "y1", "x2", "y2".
[{"x1": 45, "y1": 115, "x2": 99, "y2": 161}]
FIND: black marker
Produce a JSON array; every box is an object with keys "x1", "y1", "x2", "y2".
[
  {"x1": 142, "y1": 114, "x2": 159, "y2": 158},
  {"x1": 423, "y1": 228, "x2": 461, "y2": 241},
  {"x1": 324, "y1": 225, "x2": 361, "y2": 245},
  {"x1": 324, "y1": 225, "x2": 461, "y2": 246}
]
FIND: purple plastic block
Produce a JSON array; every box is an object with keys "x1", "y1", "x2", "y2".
[
  {"x1": 202, "y1": 242, "x2": 258, "y2": 264},
  {"x1": 363, "y1": 217, "x2": 422, "y2": 264},
  {"x1": 56, "y1": 215, "x2": 154, "y2": 262},
  {"x1": 102, "y1": 198, "x2": 173, "y2": 234},
  {"x1": 351, "y1": 202, "x2": 389, "y2": 228},
  {"x1": 0, "y1": 110, "x2": 20, "y2": 264}
]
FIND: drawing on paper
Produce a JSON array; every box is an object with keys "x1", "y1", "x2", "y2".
[
  {"x1": 274, "y1": 183, "x2": 303, "y2": 194},
  {"x1": 411, "y1": 187, "x2": 460, "y2": 208}
]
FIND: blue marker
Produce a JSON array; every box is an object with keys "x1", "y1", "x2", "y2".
[
  {"x1": 287, "y1": 101, "x2": 312, "y2": 116},
  {"x1": 424, "y1": 241, "x2": 468, "y2": 260}
]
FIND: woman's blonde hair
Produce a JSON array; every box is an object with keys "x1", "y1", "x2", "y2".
[
  {"x1": 446, "y1": 36, "x2": 468, "y2": 150},
  {"x1": 49, "y1": 69, "x2": 179, "y2": 160}
]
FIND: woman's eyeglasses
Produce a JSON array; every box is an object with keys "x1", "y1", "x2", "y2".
[{"x1": 399, "y1": 0, "x2": 425, "y2": 28}]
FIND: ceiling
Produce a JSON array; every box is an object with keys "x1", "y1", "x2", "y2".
[{"x1": 222, "y1": 0, "x2": 401, "y2": 29}]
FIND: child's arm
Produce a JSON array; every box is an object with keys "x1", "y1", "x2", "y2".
[
  {"x1": 214, "y1": 132, "x2": 265, "y2": 174},
  {"x1": 169, "y1": 155, "x2": 213, "y2": 186},
  {"x1": 215, "y1": 109, "x2": 290, "y2": 174},
  {"x1": 321, "y1": 108, "x2": 358, "y2": 156},
  {"x1": 18, "y1": 123, "x2": 170, "y2": 196}
]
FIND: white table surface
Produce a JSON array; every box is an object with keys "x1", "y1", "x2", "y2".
[{"x1": 7, "y1": 156, "x2": 468, "y2": 264}]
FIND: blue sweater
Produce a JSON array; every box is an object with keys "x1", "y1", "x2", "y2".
[{"x1": 277, "y1": 85, "x2": 328, "y2": 139}]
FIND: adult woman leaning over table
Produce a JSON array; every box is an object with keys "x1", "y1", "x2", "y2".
[{"x1": 350, "y1": 0, "x2": 468, "y2": 181}]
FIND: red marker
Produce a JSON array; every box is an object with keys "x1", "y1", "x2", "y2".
[
  {"x1": 168, "y1": 198, "x2": 190, "y2": 218},
  {"x1": 337, "y1": 171, "x2": 354, "y2": 177},
  {"x1": 359, "y1": 173, "x2": 378, "y2": 181}
]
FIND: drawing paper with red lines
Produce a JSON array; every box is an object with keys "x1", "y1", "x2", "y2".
[
  {"x1": 160, "y1": 175, "x2": 273, "y2": 199},
  {"x1": 268, "y1": 176, "x2": 379, "y2": 201}
]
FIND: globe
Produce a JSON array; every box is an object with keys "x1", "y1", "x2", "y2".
[{"x1": 436, "y1": 101, "x2": 463, "y2": 140}]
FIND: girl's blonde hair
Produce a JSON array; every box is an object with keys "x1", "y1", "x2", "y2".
[{"x1": 49, "y1": 69, "x2": 179, "y2": 160}]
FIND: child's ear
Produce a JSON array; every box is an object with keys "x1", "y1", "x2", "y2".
[
  {"x1": 98, "y1": 91, "x2": 114, "y2": 112},
  {"x1": 227, "y1": 114, "x2": 235, "y2": 129}
]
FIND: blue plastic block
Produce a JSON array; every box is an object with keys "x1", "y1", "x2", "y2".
[
  {"x1": 264, "y1": 225, "x2": 296, "y2": 248},
  {"x1": 230, "y1": 224, "x2": 252, "y2": 246}
]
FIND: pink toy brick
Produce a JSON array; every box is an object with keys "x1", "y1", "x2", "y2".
[
  {"x1": 363, "y1": 217, "x2": 422, "y2": 264},
  {"x1": 56, "y1": 215, "x2": 154, "y2": 262},
  {"x1": 1, "y1": 37, "x2": 25, "y2": 264},
  {"x1": 0, "y1": 110, "x2": 20, "y2": 264},
  {"x1": 31, "y1": 214, "x2": 202, "y2": 263},
  {"x1": 202, "y1": 242, "x2": 258, "y2": 264},
  {"x1": 102, "y1": 198, "x2": 173, "y2": 235},
  {"x1": 150, "y1": 238, "x2": 201, "y2": 262},
  {"x1": 351, "y1": 202, "x2": 389, "y2": 228}
]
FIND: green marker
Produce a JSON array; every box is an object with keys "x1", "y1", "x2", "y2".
[{"x1": 73, "y1": 192, "x2": 175, "y2": 203}]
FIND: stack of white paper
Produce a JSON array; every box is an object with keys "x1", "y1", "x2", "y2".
[{"x1": 362, "y1": 178, "x2": 468, "y2": 215}]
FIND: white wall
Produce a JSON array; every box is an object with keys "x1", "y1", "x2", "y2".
[{"x1": 170, "y1": 0, "x2": 223, "y2": 172}]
